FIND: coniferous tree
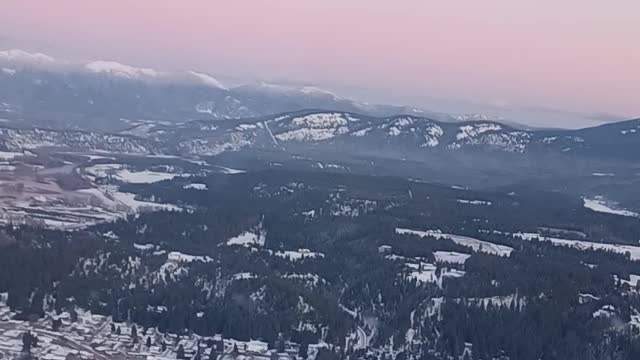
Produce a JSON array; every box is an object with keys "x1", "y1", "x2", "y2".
[
  {"x1": 21, "y1": 331, "x2": 32, "y2": 353},
  {"x1": 299, "y1": 341, "x2": 309, "y2": 359},
  {"x1": 209, "y1": 347, "x2": 218, "y2": 360}
]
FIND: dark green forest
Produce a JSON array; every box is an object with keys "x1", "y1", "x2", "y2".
[{"x1": 2, "y1": 168, "x2": 640, "y2": 360}]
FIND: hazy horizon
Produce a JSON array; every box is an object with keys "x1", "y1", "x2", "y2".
[{"x1": 1, "y1": 0, "x2": 638, "y2": 128}]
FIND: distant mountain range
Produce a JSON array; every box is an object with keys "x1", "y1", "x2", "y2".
[
  {"x1": 1, "y1": 49, "x2": 638, "y2": 165},
  {"x1": 1, "y1": 109, "x2": 638, "y2": 162},
  {"x1": 0, "y1": 49, "x2": 508, "y2": 131}
]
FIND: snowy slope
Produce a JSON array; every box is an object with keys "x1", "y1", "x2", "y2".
[{"x1": 85, "y1": 61, "x2": 159, "y2": 79}]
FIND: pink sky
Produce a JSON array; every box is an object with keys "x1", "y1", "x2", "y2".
[{"x1": 1, "y1": 0, "x2": 638, "y2": 120}]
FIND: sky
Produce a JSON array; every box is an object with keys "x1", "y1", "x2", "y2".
[{"x1": 1, "y1": 0, "x2": 638, "y2": 127}]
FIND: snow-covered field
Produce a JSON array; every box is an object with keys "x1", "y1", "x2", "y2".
[
  {"x1": 434, "y1": 251, "x2": 472, "y2": 264},
  {"x1": 396, "y1": 228, "x2": 513, "y2": 256},
  {"x1": 183, "y1": 183, "x2": 208, "y2": 190},
  {"x1": 78, "y1": 186, "x2": 180, "y2": 213},
  {"x1": 114, "y1": 169, "x2": 180, "y2": 183},
  {"x1": 0, "y1": 151, "x2": 24, "y2": 160},
  {"x1": 167, "y1": 251, "x2": 213, "y2": 263},
  {"x1": 583, "y1": 197, "x2": 639, "y2": 217},
  {"x1": 515, "y1": 232, "x2": 640, "y2": 260},
  {"x1": 85, "y1": 163, "x2": 180, "y2": 184},
  {"x1": 0, "y1": 153, "x2": 191, "y2": 230},
  {"x1": 227, "y1": 229, "x2": 266, "y2": 247},
  {"x1": 405, "y1": 261, "x2": 465, "y2": 287}
]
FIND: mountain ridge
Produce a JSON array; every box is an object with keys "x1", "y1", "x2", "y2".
[
  {"x1": 0, "y1": 109, "x2": 637, "y2": 162},
  {"x1": 0, "y1": 48, "x2": 515, "y2": 129}
]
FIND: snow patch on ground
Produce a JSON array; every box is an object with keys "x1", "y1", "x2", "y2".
[
  {"x1": 275, "y1": 248, "x2": 324, "y2": 261},
  {"x1": 465, "y1": 294, "x2": 526, "y2": 310},
  {"x1": 283, "y1": 273, "x2": 324, "y2": 287},
  {"x1": 133, "y1": 243, "x2": 155, "y2": 251},
  {"x1": 84, "y1": 163, "x2": 180, "y2": 184},
  {"x1": 406, "y1": 262, "x2": 465, "y2": 286},
  {"x1": 114, "y1": 169, "x2": 179, "y2": 183},
  {"x1": 232, "y1": 272, "x2": 257, "y2": 281},
  {"x1": 456, "y1": 123, "x2": 502, "y2": 140},
  {"x1": 167, "y1": 251, "x2": 213, "y2": 263},
  {"x1": 620, "y1": 274, "x2": 640, "y2": 287},
  {"x1": 226, "y1": 229, "x2": 266, "y2": 247},
  {"x1": 0, "y1": 151, "x2": 24, "y2": 160},
  {"x1": 434, "y1": 251, "x2": 471, "y2": 264},
  {"x1": 593, "y1": 305, "x2": 616, "y2": 318},
  {"x1": 78, "y1": 186, "x2": 180, "y2": 213},
  {"x1": 183, "y1": 183, "x2": 208, "y2": 190},
  {"x1": 216, "y1": 165, "x2": 246, "y2": 174},
  {"x1": 457, "y1": 199, "x2": 492, "y2": 206}
]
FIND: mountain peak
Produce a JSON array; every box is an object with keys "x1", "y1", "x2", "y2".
[
  {"x1": 187, "y1": 70, "x2": 227, "y2": 90},
  {"x1": 0, "y1": 49, "x2": 56, "y2": 64},
  {"x1": 85, "y1": 60, "x2": 159, "y2": 79},
  {"x1": 299, "y1": 86, "x2": 342, "y2": 100}
]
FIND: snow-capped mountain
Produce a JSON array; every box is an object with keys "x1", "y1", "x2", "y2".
[
  {"x1": 0, "y1": 48, "x2": 634, "y2": 153},
  {"x1": 98, "y1": 110, "x2": 638, "y2": 160},
  {"x1": 0, "y1": 49, "x2": 448, "y2": 127},
  {"x1": 85, "y1": 60, "x2": 160, "y2": 79},
  {"x1": 186, "y1": 70, "x2": 228, "y2": 90},
  {"x1": 299, "y1": 86, "x2": 343, "y2": 100},
  {"x1": 0, "y1": 49, "x2": 56, "y2": 65}
]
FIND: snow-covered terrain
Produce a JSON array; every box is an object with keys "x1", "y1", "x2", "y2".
[
  {"x1": 514, "y1": 232, "x2": 640, "y2": 260},
  {"x1": 183, "y1": 183, "x2": 208, "y2": 190},
  {"x1": 299, "y1": 86, "x2": 342, "y2": 99},
  {"x1": 457, "y1": 199, "x2": 492, "y2": 206},
  {"x1": 114, "y1": 169, "x2": 180, "y2": 184},
  {"x1": 396, "y1": 228, "x2": 513, "y2": 256},
  {"x1": 275, "y1": 113, "x2": 355, "y2": 142},
  {"x1": 0, "y1": 49, "x2": 56, "y2": 64},
  {"x1": 275, "y1": 249, "x2": 325, "y2": 261},
  {"x1": 187, "y1": 70, "x2": 227, "y2": 89},
  {"x1": 84, "y1": 163, "x2": 180, "y2": 184},
  {"x1": 433, "y1": 251, "x2": 472, "y2": 264},
  {"x1": 167, "y1": 251, "x2": 213, "y2": 263},
  {"x1": 0, "y1": 298, "x2": 290, "y2": 360},
  {"x1": 216, "y1": 165, "x2": 246, "y2": 174},
  {"x1": 78, "y1": 186, "x2": 180, "y2": 213},
  {"x1": 405, "y1": 261, "x2": 465, "y2": 286},
  {"x1": 583, "y1": 197, "x2": 639, "y2": 217},
  {"x1": 226, "y1": 229, "x2": 266, "y2": 247},
  {"x1": 0, "y1": 151, "x2": 24, "y2": 160},
  {"x1": 455, "y1": 123, "x2": 502, "y2": 140},
  {"x1": 85, "y1": 61, "x2": 159, "y2": 79}
]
